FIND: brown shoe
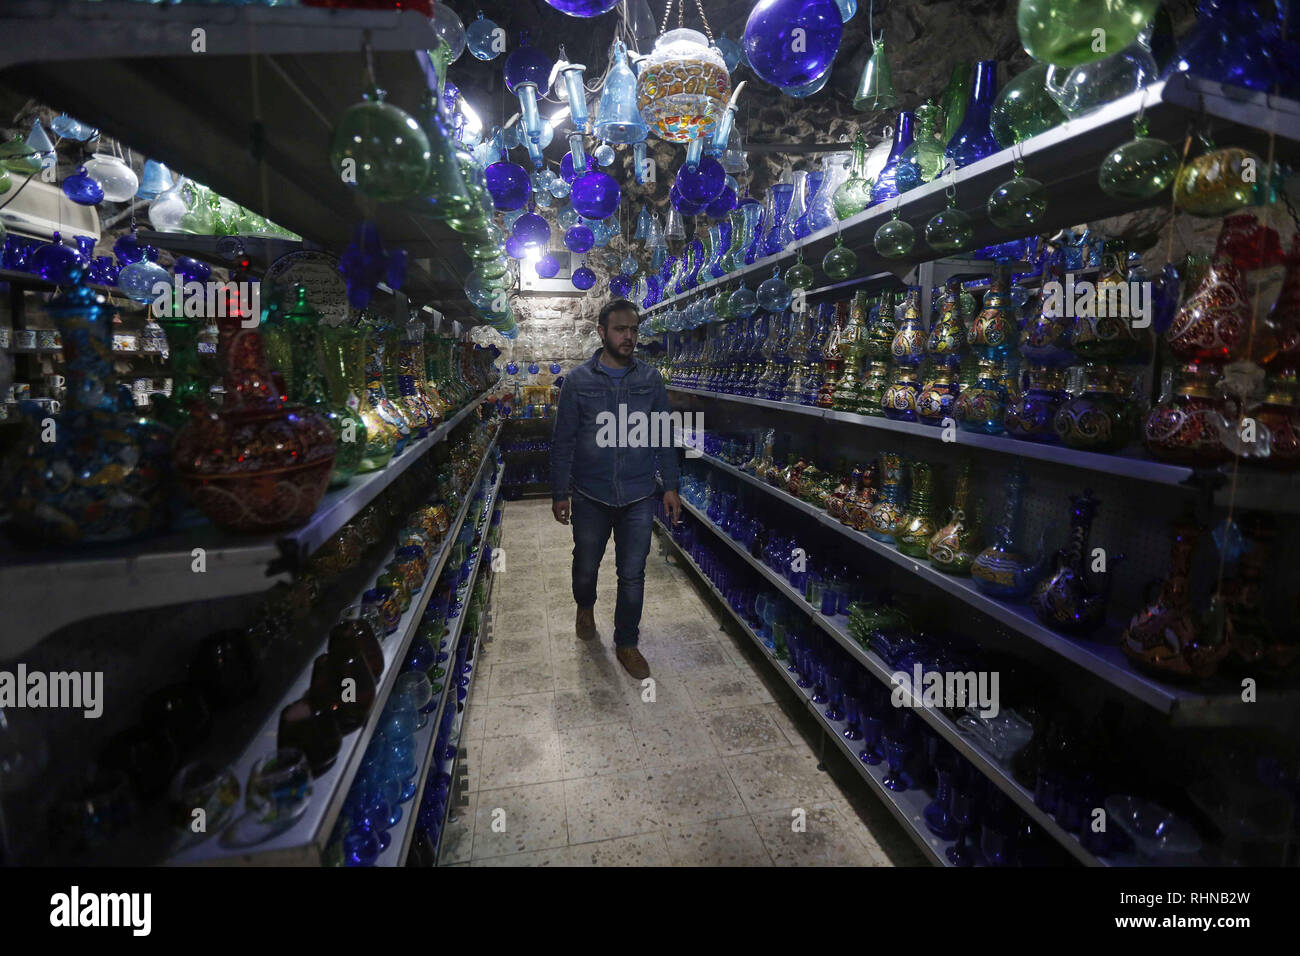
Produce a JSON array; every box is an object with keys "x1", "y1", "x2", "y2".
[
  {"x1": 575, "y1": 606, "x2": 598, "y2": 641},
  {"x1": 615, "y1": 646, "x2": 650, "y2": 680}
]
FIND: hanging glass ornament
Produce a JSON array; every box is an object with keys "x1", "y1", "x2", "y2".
[
  {"x1": 1018, "y1": 0, "x2": 1159, "y2": 69},
  {"x1": 853, "y1": 37, "x2": 897, "y2": 112},
  {"x1": 467, "y1": 11, "x2": 504, "y2": 61},
  {"x1": 502, "y1": 125, "x2": 523, "y2": 150},
  {"x1": 564, "y1": 223, "x2": 595, "y2": 253},
  {"x1": 513, "y1": 208, "x2": 551, "y2": 247},
  {"x1": 925, "y1": 197, "x2": 974, "y2": 254},
  {"x1": 118, "y1": 252, "x2": 171, "y2": 303},
  {"x1": 595, "y1": 41, "x2": 650, "y2": 144},
  {"x1": 832, "y1": 131, "x2": 875, "y2": 219},
  {"x1": 82, "y1": 153, "x2": 138, "y2": 203},
  {"x1": 610, "y1": 273, "x2": 634, "y2": 297},
  {"x1": 1046, "y1": 27, "x2": 1157, "y2": 118},
  {"x1": 785, "y1": 254, "x2": 814, "y2": 290},
  {"x1": 544, "y1": 0, "x2": 621, "y2": 16},
  {"x1": 329, "y1": 86, "x2": 432, "y2": 202},
  {"x1": 62, "y1": 166, "x2": 104, "y2": 206},
  {"x1": 550, "y1": 177, "x2": 571, "y2": 198},
  {"x1": 757, "y1": 267, "x2": 792, "y2": 312},
  {"x1": 147, "y1": 178, "x2": 188, "y2": 232},
  {"x1": 870, "y1": 111, "x2": 915, "y2": 205},
  {"x1": 895, "y1": 101, "x2": 946, "y2": 194},
  {"x1": 558, "y1": 203, "x2": 580, "y2": 228},
  {"x1": 874, "y1": 209, "x2": 915, "y2": 258},
  {"x1": 135, "y1": 159, "x2": 173, "y2": 201},
  {"x1": 571, "y1": 168, "x2": 621, "y2": 219},
  {"x1": 744, "y1": 0, "x2": 843, "y2": 89},
  {"x1": 572, "y1": 262, "x2": 597, "y2": 290},
  {"x1": 822, "y1": 235, "x2": 857, "y2": 280},
  {"x1": 676, "y1": 155, "x2": 726, "y2": 205},
  {"x1": 485, "y1": 153, "x2": 531, "y2": 209},
  {"x1": 621, "y1": 254, "x2": 639, "y2": 275},
  {"x1": 504, "y1": 34, "x2": 554, "y2": 156},
  {"x1": 431, "y1": 4, "x2": 467, "y2": 62},
  {"x1": 503, "y1": 207, "x2": 526, "y2": 232},
  {"x1": 987, "y1": 161, "x2": 1047, "y2": 230},
  {"x1": 50, "y1": 113, "x2": 94, "y2": 141},
  {"x1": 729, "y1": 282, "x2": 757, "y2": 318},
  {"x1": 26, "y1": 119, "x2": 54, "y2": 169},
  {"x1": 1098, "y1": 117, "x2": 1178, "y2": 200},
  {"x1": 505, "y1": 232, "x2": 530, "y2": 259},
  {"x1": 665, "y1": 207, "x2": 687, "y2": 240},
  {"x1": 670, "y1": 181, "x2": 708, "y2": 215},
  {"x1": 990, "y1": 63, "x2": 1065, "y2": 148},
  {"x1": 1174, "y1": 143, "x2": 1264, "y2": 217},
  {"x1": 1164, "y1": 0, "x2": 1281, "y2": 92},
  {"x1": 706, "y1": 186, "x2": 738, "y2": 219},
  {"x1": 559, "y1": 150, "x2": 581, "y2": 183},
  {"x1": 945, "y1": 60, "x2": 1000, "y2": 170},
  {"x1": 637, "y1": 26, "x2": 731, "y2": 143},
  {"x1": 783, "y1": 67, "x2": 832, "y2": 97},
  {"x1": 714, "y1": 32, "x2": 744, "y2": 72},
  {"x1": 592, "y1": 142, "x2": 614, "y2": 167}
]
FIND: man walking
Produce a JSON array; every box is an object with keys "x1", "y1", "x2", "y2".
[{"x1": 550, "y1": 299, "x2": 682, "y2": 679}]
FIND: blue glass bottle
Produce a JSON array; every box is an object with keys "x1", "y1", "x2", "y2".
[
  {"x1": 945, "y1": 60, "x2": 1000, "y2": 170},
  {"x1": 869, "y1": 112, "x2": 915, "y2": 205},
  {"x1": 791, "y1": 171, "x2": 824, "y2": 240},
  {"x1": 762, "y1": 182, "x2": 795, "y2": 257}
]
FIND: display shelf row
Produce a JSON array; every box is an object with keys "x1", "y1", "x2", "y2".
[
  {"x1": 169, "y1": 433, "x2": 500, "y2": 866},
  {"x1": 641, "y1": 74, "x2": 1300, "y2": 318},
  {"x1": 653, "y1": 519, "x2": 957, "y2": 867},
  {"x1": 685, "y1": 451, "x2": 1288, "y2": 727},
  {"x1": 376, "y1": 466, "x2": 501, "y2": 868},
  {"x1": 0, "y1": 391, "x2": 493, "y2": 659}
]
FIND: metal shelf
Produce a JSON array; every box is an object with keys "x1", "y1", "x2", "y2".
[
  {"x1": 376, "y1": 467, "x2": 501, "y2": 867},
  {"x1": 0, "y1": 1, "x2": 476, "y2": 315},
  {"x1": 0, "y1": 392, "x2": 492, "y2": 659},
  {"x1": 654, "y1": 520, "x2": 957, "y2": 867},
  {"x1": 645, "y1": 75, "x2": 1300, "y2": 317},
  {"x1": 168, "y1": 435, "x2": 501, "y2": 866},
  {"x1": 685, "y1": 454, "x2": 1298, "y2": 726},
  {"x1": 670, "y1": 385, "x2": 1199, "y2": 487}
]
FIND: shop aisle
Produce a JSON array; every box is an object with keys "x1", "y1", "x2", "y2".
[{"x1": 437, "y1": 499, "x2": 927, "y2": 867}]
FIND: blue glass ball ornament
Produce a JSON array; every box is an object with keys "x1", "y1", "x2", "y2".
[
  {"x1": 564, "y1": 224, "x2": 595, "y2": 253},
  {"x1": 485, "y1": 157, "x2": 531, "y2": 210},
  {"x1": 112, "y1": 230, "x2": 145, "y2": 265},
  {"x1": 118, "y1": 258, "x2": 171, "y2": 302},
  {"x1": 609, "y1": 273, "x2": 634, "y2": 297},
  {"x1": 530, "y1": 167, "x2": 551, "y2": 193},
  {"x1": 558, "y1": 203, "x2": 580, "y2": 228},
  {"x1": 466, "y1": 12, "x2": 503, "y2": 61},
  {"x1": 728, "y1": 282, "x2": 758, "y2": 318},
  {"x1": 503, "y1": 207, "x2": 526, "y2": 231},
  {"x1": 594, "y1": 142, "x2": 616, "y2": 166},
  {"x1": 62, "y1": 166, "x2": 103, "y2": 205},
  {"x1": 675, "y1": 155, "x2": 726, "y2": 205},
  {"x1": 550, "y1": 363, "x2": 562, "y2": 374},
  {"x1": 782, "y1": 65, "x2": 831, "y2": 97},
  {"x1": 756, "y1": 266, "x2": 792, "y2": 311},
  {"x1": 560, "y1": 151, "x2": 579, "y2": 183},
  {"x1": 705, "y1": 185, "x2": 738, "y2": 218},
  {"x1": 502, "y1": 125, "x2": 523, "y2": 149},
  {"x1": 506, "y1": 362, "x2": 519, "y2": 375},
  {"x1": 534, "y1": 188, "x2": 555, "y2": 208},
  {"x1": 592, "y1": 226, "x2": 610, "y2": 248},
  {"x1": 570, "y1": 169, "x2": 621, "y2": 220},
  {"x1": 30, "y1": 235, "x2": 84, "y2": 284},
  {"x1": 713, "y1": 34, "x2": 744, "y2": 73},
  {"x1": 512, "y1": 211, "x2": 551, "y2": 246},
  {"x1": 550, "y1": 177, "x2": 571, "y2": 198},
  {"x1": 670, "y1": 182, "x2": 708, "y2": 215},
  {"x1": 504, "y1": 41, "x2": 553, "y2": 95},
  {"x1": 571, "y1": 265, "x2": 597, "y2": 290},
  {"x1": 505, "y1": 232, "x2": 530, "y2": 258},
  {"x1": 527, "y1": 362, "x2": 541, "y2": 375},
  {"x1": 744, "y1": 0, "x2": 844, "y2": 89},
  {"x1": 542, "y1": 0, "x2": 621, "y2": 16},
  {"x1": 535, "y1": 253, "x2": 561, "y2": 278},
  {"x1": 174, "y1": 256, "x2": 212, "y2": 283},
  {"x1": 621, "y1": 254, "x2": 639, "y2": 274}
]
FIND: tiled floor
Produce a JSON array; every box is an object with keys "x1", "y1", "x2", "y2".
[{"x1": 438, "y1": 498, "x2": 927, "y2": 867}]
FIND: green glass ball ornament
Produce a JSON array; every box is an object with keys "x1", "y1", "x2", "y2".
[
  {"x1": 1098, "y1": 117, "x2": 1179, "y2": 201},
  {"x1": 990, "y1": 63, "x2": 1066, "y2": 149},
  {"x1": 329, "y1": 86, "x2": 432, "y2": 202},
  {"x1": 821, "y1": 236, "x2": 858, "y2": 281},
  {"x1": 925, "y1": 199, "x2": 974, "y2": 254},
  {"x1": 1017, "y1": 0, "x2": 1160, "y2": 69},
  {"x1": 784, "y1": 254, "x2": 815, "y2": 290},
  {"x1": 986, "y1": 162, "x2": 1048, "y2": 230},
  {"x1": 873, "y1": 210, "x2": 915, "y2": 258}
]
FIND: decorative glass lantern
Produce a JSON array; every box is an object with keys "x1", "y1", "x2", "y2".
[{"x1": 636, "y1": 27, "x2": 732, "y2": 143}]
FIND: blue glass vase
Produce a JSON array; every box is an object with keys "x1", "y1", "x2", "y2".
[
  {"x1": 791, "y1": 171, "x2": 824, "y2": 239},
  {"x1": 870, "y1": 111, "x2": 916, "y2": 205},
  {"x1": 761, "y1": 182, "x2": 794, "y2": 257},
  {"x1": 945, "y1": 60, "x2": 1000, "y2": 170}
]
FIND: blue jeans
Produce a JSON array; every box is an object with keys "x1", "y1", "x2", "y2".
[{"x1": 570, "y1": 493, "x2": 656, "y2": 647}]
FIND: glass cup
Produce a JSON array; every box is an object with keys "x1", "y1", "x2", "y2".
[
  {"x1": 277, "y1": 699, "x2": 343, "y2": 777},
  {"x1": 328, "y1": 620, "x2": 384, "y2": 682},
  {"x1": 220, "y1": 748, "x2": 313, "y2": 849},
  {"x1": 168, "y1": 761, "x2": 240, "y2": 849}
]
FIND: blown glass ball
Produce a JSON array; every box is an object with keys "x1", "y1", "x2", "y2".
[
  {"x1": 705, "y1": 186, "x2": 738, "y2": 219},
  {"x1": 676, "y1": 156, "x2": 726, "y2": 205},
  {"x1": 564, "y1": 224, "x2": 595, "y2": 253},
  {"x1": 505, "y1": 233, "x2": 530, "y2": 259},
  {"x1": 874, "y1": 216, "x2": 915, "y2": 258},
  {"x1": 543, "y1": 0, "x2": 621, "y2": 16},
  {"x1": 485, "y1": 159, "x2": 531, "y2": 210},
  {"x1": 594, "y1": 143, "x2": 616, "y2": 166},
  {"x1": 466, "y1": 12, "x2": 503, "y2": 61},
  {"x1": 329, "y1": 90, "x2": 432, "y2": 203},
  {"x1": 535, "y1": 253, "x2": 561, "y2": 279},
  {"x1": 512, "y1": 212, "x2": 551, "y2": 247},
  {"x1": 986, "y1": 173, "x2": 1047, "y2": 230},
  {"x1": 744, "y1": 0, "x2": 844, "y2": 89},
  {"x1": 62, "y1": 166, "x2": 103, "y2": 205},
  {"x1": 757, "y1": 269, "x2": 792, "y2": 312},
  {"x1": 729, "y1": 283, "x2": 758, "y2": 318},
  {"x1": 1017, "y1": 0, "x2": 1160, "y2": 69},
  {"x1": 571, "y1": 266, "x2": 597, "y2": 290},
  {"x1": 570, "y1": 170, "x2": 621, "y2": 220},
  {"x1": 610, "y1": 273, "x2": 634, "y2": 297},
  {"x1": 1098, "y1": 128, "x2": 1179, "y2": 200},
  {"x1": 784, "y1": 258, "x2": 814, "y2": 290},
  {"x1": 822, "y1": 238, "x2": 858, "y2": 280},
  {"x1": 670, "y1": 183, "x2": 708, "y2": 215},
  {"x1": 925, "y1": 207, "x2": 974, "y2": 254}
]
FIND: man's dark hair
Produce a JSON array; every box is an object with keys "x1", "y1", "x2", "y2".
[{"x1": 598, "y1": 298, "x2": 639, "y2": 328}]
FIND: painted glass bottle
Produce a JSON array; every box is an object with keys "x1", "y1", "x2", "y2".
[
  {"x1": 896, "y1": 460, "x2": 939, "y2": 558},
  {"x1": 865, "y1": 452, "x2": 907, "y2": 544},
  {"x1": 928, "y1": 460, "x2": 982, "y2": 575},
  {"x1": 971, "y1": 464, "x2": 1041, "y2": 598}
]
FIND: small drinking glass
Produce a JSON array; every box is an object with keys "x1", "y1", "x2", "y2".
[
  {"x1": 168, "y1": 761, "x2": 240, "y2": 849},
  {"x1": 945, "y1": 784, "x2": 979, "y2": 866},
  {"x1": 220, "y1": 748, "x2": 313, "y2": 848}
]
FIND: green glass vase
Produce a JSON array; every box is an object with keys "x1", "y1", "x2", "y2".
[
  {"x1": 833, "y1": 131, "x2": 876, "y2": 219},
  {"x1": 895, "y1": 101, "x2": 946, "y2": 194}
]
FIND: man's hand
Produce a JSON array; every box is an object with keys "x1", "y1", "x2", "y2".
[
  {"x1": 553, "y1": 498, "x2": 571, "y2": 525},
  {"x1": 662, "y1": 489, "x2": 682, "y2": 526}
]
